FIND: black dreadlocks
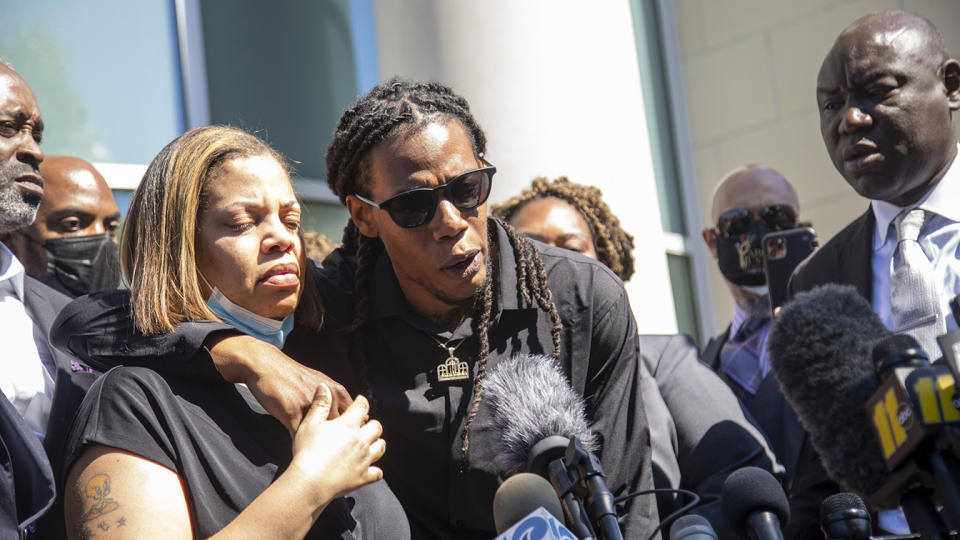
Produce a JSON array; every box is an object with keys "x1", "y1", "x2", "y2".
[{"x1": 325, "y1": 78, "x2": 562, "y2": 454}]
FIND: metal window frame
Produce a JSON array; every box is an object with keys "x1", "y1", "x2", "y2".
[{"x1": 653, "y1": 0, "x2": 717, "y2": 338}]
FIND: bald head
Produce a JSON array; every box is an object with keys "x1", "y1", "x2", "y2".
[
  {"x1": 835, "y1": 11, "x2": 948, "y2": 67},
  {"x1": 710, "y1": 165, "x2": 798, "y2": 224}
]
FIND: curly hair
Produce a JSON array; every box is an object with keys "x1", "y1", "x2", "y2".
[
  {"x1": 325, "y1": 78, "x2": 562, "y2": 454},
  {"x1": 493, "y1": 176, "x2": 635, "y2": 281}
]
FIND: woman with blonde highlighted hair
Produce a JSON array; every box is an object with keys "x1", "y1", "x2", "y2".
[{"x1": 62, "y1": 126, "x2": 406, "y2": 539}]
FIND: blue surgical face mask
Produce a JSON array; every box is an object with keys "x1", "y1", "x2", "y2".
[{"x1": 201, "y1": 273, "x2": 295, "y2": 349}]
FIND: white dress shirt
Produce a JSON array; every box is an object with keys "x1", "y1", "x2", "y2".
[
  {"x1": 869, "y1": 145, "x2": 960, "y2": 534},
  {"x1": 871, "y1": 144, "x2": 960, "y2": 335},
  {"x1": 0, "y1": 243, "x2": 55, "y2": 439}
]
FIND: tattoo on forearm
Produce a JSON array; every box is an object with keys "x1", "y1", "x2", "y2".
[{"x1": 79, "y1": 472, "x2": 126, "y2": 536}]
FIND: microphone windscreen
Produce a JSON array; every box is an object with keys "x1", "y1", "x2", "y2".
[
  {"x1": 721, "y1": 466, "x2": 790, "y2": 538},
  {"x1": 493, "y1": 473, "x2": 565, "y2": 534},
  {"x1": 670, "y1": 514, "x2": 719, "y2": 539},
  {"x1": 767, "y1": 284, "x2": 891, "y2": 496},
  {"x1": 484, "y1": 354, "x2": 597, "y2": 475}
]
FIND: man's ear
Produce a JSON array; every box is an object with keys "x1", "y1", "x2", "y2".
[
  {"x1": 346, "y1": 195, "x2": 380, "y2": 238},
  {"x1": 701, "y1": 227, "x2": 719, "y2": 259},
  {"x1": 944, "y1": 58, "x2": 960, "y2": 110}
]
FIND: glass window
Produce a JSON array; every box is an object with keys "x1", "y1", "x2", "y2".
[
  {"x1": 0, "y1": 0, "x2": 184, "y2": 164},
  {"x1": 667, "y1": 253, "x2": 701, "y2": 344},
  {"x1": 199, "y1": 0, "x2": 360, "y2": 182}
]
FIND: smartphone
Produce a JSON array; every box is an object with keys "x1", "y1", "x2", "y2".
[{"x1": 763, "y1": 227, "x2": 818, "y2": 314}]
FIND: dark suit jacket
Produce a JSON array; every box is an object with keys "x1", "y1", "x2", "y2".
[
  {"x1": 788, "y1": 208, "x2": 874, "y2": 301},
  {"x1": 702, "y1": 322, "x2": 836, "y2": 539},
  {"x1": 0, "y1": 277, "x2": 96, "y2": 539},
  {"x1": 641, "y1": 334, "x2": 781, "y2": 540}
]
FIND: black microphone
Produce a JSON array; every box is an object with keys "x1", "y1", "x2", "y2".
[
  {"x1": 769, "y1": 285, "x2": 958, "y2": 538},
  {"x1": 669, "y1": 514, "x2": 719, "y2": 540},
  {"x1": 721, "y1": 467, "x2": 789, "y2": 540},
  {"x1": 492, "y1": 473, "x2": 566, "y2": 534},
  {"x1": 485, "y1": 353, "x2": 622, "y2": 540},
  {"x1": 820, "y1": 492, "x2": 871, "y2": 540},
  {"x1": 767, "y1": 284, "x2": 892, "y2": 497}
]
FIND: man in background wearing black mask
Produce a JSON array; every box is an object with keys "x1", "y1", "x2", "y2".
[
  {"x1": 2, "y1": 155, "x2": 121, "y2": 296},
  {"x1": 700, "y1": 164, "x2": 831, "y2": 538}
]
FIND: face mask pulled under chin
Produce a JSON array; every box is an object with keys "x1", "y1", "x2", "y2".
[
  {"x1": 201, "y1": 274, "x2": 295, "y2": 349},
  {"x1": 714, "y1": 219, "x2": 773, "y2": 287},
  {"x1": 36, "y1": 233, "x2": 121, "y2": 297}
]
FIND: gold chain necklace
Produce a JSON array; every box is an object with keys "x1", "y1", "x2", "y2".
[{"x1": 428, "y1": 333, "x2": 470, "y2": 382}]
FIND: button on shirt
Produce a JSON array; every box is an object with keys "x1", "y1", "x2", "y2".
[
  {"x1": 871, "y1": 145, "x2": 960, "y2": 336},
  {"x1": 0, "y1": 243, "x2": 55, "y2": 439}
]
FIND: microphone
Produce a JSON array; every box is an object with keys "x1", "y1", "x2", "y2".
[
  {"x1": 721, "y1": 467, "x2": 789, "y2": 540},
  {"x1": 669, "y1": 514, "x2": 719, "y2": 540},
  {"x1": 493, "y1": 473, "x2": 565, "y2": 533},
  {"x1": 769, "y1": 285, "x2": 960, "y2": 538},
  {"x1": 820, "y1": 492, "x2": 871, "y2": 540},
  {"x1": 485, "y1": 353, "x2": 620, "y2": 540},
  {"x1": 493, "y1": 473, "x2": 577, "y2": 539},
  {"x1": 767, "y1": 284, "x2": 892, "y2": 497}
]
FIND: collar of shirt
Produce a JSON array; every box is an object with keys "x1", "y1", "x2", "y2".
[
  {"x1": 0, "y1": 242, "x2": 26, "y2": 301},
  {"x1": 729, "y1": 301, "x2": 749, "y2": 338},
  {"x1": 872, "y1": 143, "x2": 960, "y2": 249},
  {"x1": 366, "y1": 220, "x2": 526, "y2": 339}
]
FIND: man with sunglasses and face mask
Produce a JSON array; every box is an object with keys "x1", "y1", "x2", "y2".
[
  {"x1": 700, "y1": 164, "x2": 830, "y2": 538},
  {"x1": 2, "y1": 155, "x2": 122, "y2": 297}
]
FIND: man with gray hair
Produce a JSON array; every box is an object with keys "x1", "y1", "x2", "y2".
[{"x1": 0, "y1": 60, "x2": 95, "y2": 539}]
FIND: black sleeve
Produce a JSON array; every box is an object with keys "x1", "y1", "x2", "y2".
[
  {"x1": 642, "y1": 333, "x2": 784, "y2": 540},
  {"x1": 583, "y1": 278, "x2": 661, "y2": 539},
  {"x1": 51, "y1": 290, "x2": 234, "y2": 382}
]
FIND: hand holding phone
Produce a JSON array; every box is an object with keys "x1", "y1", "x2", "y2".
[{"x1": 763, "y1": 227, "x2": 818, "y2": 314}]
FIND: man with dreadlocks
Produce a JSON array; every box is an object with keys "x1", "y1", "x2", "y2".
[
  {"x1": 495, "y1": 177, "x2": 783, "y2": 538},
  {"x1": 53, "y1": 79, "x2": 659, "y2": 538}
]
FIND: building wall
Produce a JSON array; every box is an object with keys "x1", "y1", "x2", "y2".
[
  {"x1": 669, "y1": 0, "x2": 960, "y2": 336},
  {"x1": 373, "y1": 0, "x2": 680, "y2": 334}
]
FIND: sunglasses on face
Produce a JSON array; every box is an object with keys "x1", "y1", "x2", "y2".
[
  {"x1": 353, "y1": 160, "x2": 496, "y2": 229},
  {"x1": 714, "y1": 204, "x2": 797, "y2": 239}
]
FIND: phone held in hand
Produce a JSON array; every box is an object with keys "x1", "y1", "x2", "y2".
[{"x1": 763, "y1": 227, "x2": 818, "y2": 314}]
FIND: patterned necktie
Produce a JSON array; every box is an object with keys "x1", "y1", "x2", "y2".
[
  {"x1": 890, "y1": 208, "x2": 945, "y2": 357},
  {"x1": 720, "y1": 316, "x2": 770, "y2": 405}
]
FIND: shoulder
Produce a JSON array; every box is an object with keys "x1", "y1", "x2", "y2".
[
  {"x1": 638, "y1": 333, "x2": 699, "y2": 376},
  {"x1": 532, "y1": 240, "x2": 628, "y2": 313},
  {"x1": 23, "y1": 275, "x2": 71, "y2": 320},
  {"x1": 791, "y1": 210, "x2": 872, "y2": 291}
]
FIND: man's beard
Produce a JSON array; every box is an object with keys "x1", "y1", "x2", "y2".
[
  {"x1": 740, "y1": 290, "x2": 771, "y2": 319},
  {"x1": 0, "y1": 162, "x2": 41, "y2": 234}
]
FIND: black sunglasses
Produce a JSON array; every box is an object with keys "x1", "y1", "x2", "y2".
[
  {"x1": 714, "y1": 204, "x2": 797, "y2": 239},
  {"x1": 354, "y1": 160, "x2": 495, "y2": 229}
]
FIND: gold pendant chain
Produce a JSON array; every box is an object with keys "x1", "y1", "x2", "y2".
[{"x1": 428, "y1": 333, "x2": 470, "y2": 382}]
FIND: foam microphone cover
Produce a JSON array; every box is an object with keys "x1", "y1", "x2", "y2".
[
  {"x1": 484, "y1": 353, "x2": 598, "y2": 475},
  {"x1": 767, "y1": 284, "x2": 891, "y2": 496},
  {"x1": 493, "y1": 473, "x2": 565, "y2": 534},
  {"x1": 721, "y1": 466, "x2": 790, "y2": 537}
]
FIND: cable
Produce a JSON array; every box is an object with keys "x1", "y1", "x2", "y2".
[{"x1": 612, "y1": 487, "x2": 701, "y2": 540}]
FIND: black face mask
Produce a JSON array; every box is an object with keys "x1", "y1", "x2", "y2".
[
  {"x1": 714, "y1": 219, "x2": 772, "y2": 286},
  {"x1": 34, "y1": 233, "x2": 121, "y2": 297}
]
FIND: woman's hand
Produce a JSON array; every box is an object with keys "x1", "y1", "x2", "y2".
[{"x1": 289, "y1": 384, "x2": 386, "y2": 505}]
